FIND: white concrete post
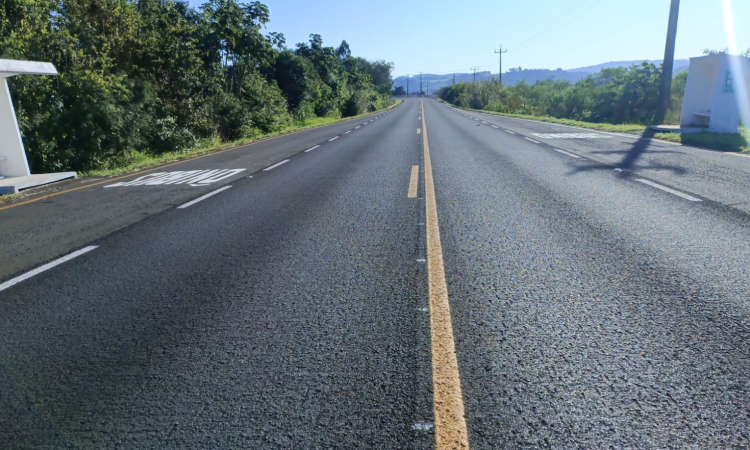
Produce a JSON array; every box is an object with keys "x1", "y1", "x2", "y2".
[{"x1": 0, "y1": 76, "x2": 31, "y2": 177}]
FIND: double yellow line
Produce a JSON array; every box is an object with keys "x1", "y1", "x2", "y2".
[{"x1": 421, "y1": 99, "x2": 470, "y2": 449}]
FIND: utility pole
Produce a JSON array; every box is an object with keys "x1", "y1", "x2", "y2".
[
  {"x1": 471, "y1": 67, "x2": 479, "y2": 83},
  {"x1": 405, "y1": 74, "x2": 410, "y2": 97},
  {"x1": 494, "y1": 45, "x2": 508, "y2": 85},
  {"x1": 419, "y1": 72, "x2": 423, "y2": 96},
  {"x1": 657, "y1": 0, "x2": 680, "y2": 123},
  {"x1": 452, "y1": 73, "x2": 455, "y2": 85},
  {"x1": 427, "y1": 80, "x2": 430, "y2": 96}
]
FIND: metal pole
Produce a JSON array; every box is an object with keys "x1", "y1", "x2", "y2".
[{"x1": 658, "y1": 0, "x2": 680, "y2": 122}]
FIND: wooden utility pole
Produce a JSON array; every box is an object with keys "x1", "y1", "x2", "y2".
[
  {"x1": 471, "y1": 67, "x2": 479, "y2": 83},
  {"x1": 494, "y1": 45, "x2": 508, "y2": 85}
]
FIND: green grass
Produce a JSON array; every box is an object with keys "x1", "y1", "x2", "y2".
[
  {"x1": 0, "y1": 192, "x2": 25, "y2": 204},
  {"x1": 82, "y1": 100, "x2": 402, "y2": 178},
  {"x1": 654, "y1": 128, "x2": 749, "y2": 153},
  {"x1": 439, "y1": 98, "x2": 750, "y2": 153}
]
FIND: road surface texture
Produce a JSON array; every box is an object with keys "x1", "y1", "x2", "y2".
[{"x1": 1, "y1": 97, "x2": 750, "y2": 448}]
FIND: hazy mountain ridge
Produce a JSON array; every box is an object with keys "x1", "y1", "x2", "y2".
[{"x1": 393, "y1": 59, "x2": 690, "y2": 93}]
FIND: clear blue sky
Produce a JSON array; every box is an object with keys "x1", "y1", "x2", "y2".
[{"x1": 188, "y1": 0, "x2": 750, "y2": 77}]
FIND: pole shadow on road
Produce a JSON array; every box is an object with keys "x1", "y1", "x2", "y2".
[{"x1": 566, "y1": 129, "x2": 687, "y2": 177}]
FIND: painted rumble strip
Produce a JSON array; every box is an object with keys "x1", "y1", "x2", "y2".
[
  {"x1": 104, "y1": 169, "x2": 245, "y2": 188},
  {"x1": 636, "y1": 179, "x2": 702, "y2": 202},
  {"x1": 177, "y1": 185, "x2": 233, "y2": 209},
  {"x1": 0, "y1": 246, "x2": 99, "y2": 293},
  {"x1": 420, "y1": 100, "x2": 470, "y2": 449}
]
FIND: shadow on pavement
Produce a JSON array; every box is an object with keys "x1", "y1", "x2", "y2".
[{"x1": 568, "y1": 129, "x2": 687, "y2": 176}]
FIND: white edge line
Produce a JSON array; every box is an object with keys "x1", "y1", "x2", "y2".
[
  {"x1": 524, "y1": 137, "x2": 541, "y2": 144},
  {"x1": 635, "y1": 179, "x2": 702, "y2": 202},
  {"x1": 263, "y1": 159, "x2": 291, "y2": 171},
  {"x1": 728, "y1": 152, "x2": 750, "y2": 158},
  {"x1": 177, "y1": 185, "x2": 233, "y2": 209},
  {"x1": 553, "y1": 148, "x2": 581, "y2": 158},
  {"x1": 304, "y1": 145, "x2": 320, "y2": 153},
  {"x1": 328, "y1": 136, "x2": 339, "y2": 141},
  {"x1": 0, "y1": 246, "x2": 99, "y2": 292}
]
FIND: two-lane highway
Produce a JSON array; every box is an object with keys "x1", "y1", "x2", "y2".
[{"x1": 2, "y1": 98, "x2": 750, "y2": 448}]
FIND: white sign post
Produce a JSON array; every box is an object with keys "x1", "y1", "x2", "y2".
[{"x1": 0, "y1": 59, "x2": 76, "y2": 193}]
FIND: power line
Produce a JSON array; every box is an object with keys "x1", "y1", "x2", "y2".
[
  {"x1": 471, "y1": 67, "x2": 479, "y2": 83},
  {"x1": 508, "y1": 0, "x2": 602, "y2": 51}
]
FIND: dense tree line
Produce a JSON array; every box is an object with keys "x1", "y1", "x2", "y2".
[
  {"x1": 438, "y1": 62, "x2": 688, "y2": 125},
  {"x1": 0, "y1": 0, "x2": 393, "y2": 172}
]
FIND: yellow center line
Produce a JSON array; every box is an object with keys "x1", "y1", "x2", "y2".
[
  {"x1": 421, "y1": 99, "x2": 470, "y2": 449},
  {"x1": 408, "y1": 165, "x2": 419, "y2": 198}
]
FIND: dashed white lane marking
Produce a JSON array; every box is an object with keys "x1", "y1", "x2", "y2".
[
  {"x1": 481, "y1": 121, "x2": 488, "y2": 124},
  {"x1": 0, "y1": 246, "x2": 99, "y2": 293},
  {"x1": 304, "y1": 145, "x2": 320, "y2": 153},
  {"x1": 474, "y1": 119, "x2": 479, "y2": 121},
  {"x1": 328, "y1": 136, "x2": 339, "y2": 141},
  {"x1": 177, "y1": 185, "x2": 233, "y2": 209},
  {"x1": 636, "y1": 179, "x2": 702, "y2": 202},
  {"x1": 553, "y1": 148, "x2": 581, "y2": 158},
  {"x1": 355, "y1": 126, "x2": 361, "y2": 129},
  {"x1": 504, "y1": 130, "x2": 516, "y2": 134},
  {"x1": 416, "y1": 258, "x2": 426, "y2": 263},
  {"x1": 491, "y1": 125, "x2": 499, "y2": 129},
  {"x1": 263, "y1": 159, "x2": 290, "y2": 171},
  {"x1": 532, "y1": 132, "x2": 611, "y2": 139},
  {"x1": 524, "y1": 137, "x2": 541, "y2": 144},
  {"x1": 104, "y1": 169, "x2": 246, "y2": 188},
  {"x1": 344, "y1": 131, "x2": 352, "y2": 134}
]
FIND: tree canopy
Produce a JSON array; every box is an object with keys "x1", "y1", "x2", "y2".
[{"x1": 0, "y1": 0, "x2": 394, "y2": 173}]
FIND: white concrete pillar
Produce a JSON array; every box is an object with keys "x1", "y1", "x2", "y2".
[{"x1": 0, "y1": 76, "x2": 31, "y2": 177}]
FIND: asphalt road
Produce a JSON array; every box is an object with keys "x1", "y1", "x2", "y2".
[{"x1": 2, "y1": 98, "x2": 750, "y2": 448}]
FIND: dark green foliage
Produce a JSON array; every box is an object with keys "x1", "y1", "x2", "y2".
[
  {"x1": 437, "y1": 62, "x2": 686, "y2": 126},
  {"x1": 0, "y1": 0, "x2": 393, "y2": 172}
]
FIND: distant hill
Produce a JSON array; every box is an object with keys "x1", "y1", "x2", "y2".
[
  {"x1": 394, "y1": 58, "x2": 690, "y2": 93},
  {"x1": 568, "y1": 59, "x2": 689, "y2": 76}
]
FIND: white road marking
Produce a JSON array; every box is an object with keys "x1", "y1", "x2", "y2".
[
  {"x1": 416, "y1": 258, "x2": 426, "y2": 263},
  {"x1": 491, "y1": 125, "x2": 500, "y2": 129},
  {"x1": 504, "y1": 130, "x2": 516, "y2": 134},
  {"x1": 355, "y1": 126, "x2": 361, "y2": 129},
  {"x1": 304, "y1": 145, "x2": 320, "y2": 153},
  {"x1": 474, "y1": 119, "x2": 479, "y2": 121},
  {"x1": 532, "y1": 132, "x2": 610, "y2": 139},
  {"x1": 481, "y1": 121, "x2": 488, "y2": 124},
  {"x1": 524, "y1": 137, "x2": 541, "y2": 144},
  {"x1": 728, "y1": 152, "x2": 750, "y2": 158},
  {"x1": 553, "y1": 148, "x2": 581, "y2": 158},
  {"x1": 177, "y1": 185, "x2": 233, "y2": 209},
  {"x1": 328, "y1": 136, "x2": 339, "y2": 141},
  {"x1": 105, "y1": 169, "x2": 246, "y2": 188},
  {"x1": 0, "y1": 246, "x2": 99, "y2": 293},
  {"x1": 635, "y1": 179, "x2": 702, "y2": 202},
  {"x1": 344, "y1": 131, "x2": 352, "y2": 134},
  {"x1": 413, "y1": 422, "x2": 435, "y2": 431},
  {"x1": 263, "y1": 159, "x2": 290, "y2": 171}
]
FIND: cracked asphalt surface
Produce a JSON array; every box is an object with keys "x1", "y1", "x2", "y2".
[{"x1": 2, "y1": 98, "x2": 750, "y2": 448}]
